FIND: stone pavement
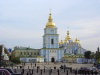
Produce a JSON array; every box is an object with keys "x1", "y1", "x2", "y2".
[
  {"x1": 14, "y1": 69, "x2": 77, "y2": 75},
  {"x1": 13, "y1": 68, "x2": 100, "y2": 75},
  {"x1": 8, "y1": 63, "x2": 100, "y2": 75},
  {"x1": 15, "y1": 63, "x2": 93, "y2": 69}
]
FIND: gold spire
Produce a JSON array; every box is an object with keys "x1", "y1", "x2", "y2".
[
  {"x1": 64, "y1": 31, "x2": 71, "y2": 42},
  {"x1": 75, "y1": 38, "x2": 80, "y2": 44},
  {"x1": 48, "y1": 13, "x2": 52, "y2": 22},
  {"x1": 67, "y1": 31, "x2": 70, "y2": 36},
  {"x1": 46, "y1": 12, "x2": 56, "y2": 28}
]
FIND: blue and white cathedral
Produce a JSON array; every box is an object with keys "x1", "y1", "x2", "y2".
[
  {"x1": 41, "y1": 12, "x2": 86, "y2": 62},
  {"x1": 13, "y1": 12, "x2": 89, "y2": 63}
]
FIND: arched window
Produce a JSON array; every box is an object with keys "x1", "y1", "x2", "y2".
[
  {"x1": 51, "y1": 39, "x2": 54, "y2": 44},
  {"x1": 27, "y1": 52, "x2": 29, "y2": 55}
]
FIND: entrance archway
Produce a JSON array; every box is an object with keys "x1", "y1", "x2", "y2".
[{"x1": 51, "y1": 57, "x2": 55, "y2": 62}]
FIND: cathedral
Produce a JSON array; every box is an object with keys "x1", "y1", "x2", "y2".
[
  {"x1": 12, "y1": 12, "x2": 87, "y2": 63},
  {"x1": 41, "y1": 12, "x2": 86, "y2": 62}
]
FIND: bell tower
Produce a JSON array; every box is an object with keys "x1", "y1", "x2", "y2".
[
  {"x1": 41, "y1": 12, "x2": 64, "y2": 62},
  {"x1": 43, "y1": 12, "x2": 59, "y2": 48}
]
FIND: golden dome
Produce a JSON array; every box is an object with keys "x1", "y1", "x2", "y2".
[
  {"x1": 75, "y1": 38, "x2": 80, "y2": 44},
  {"x1": 59, "y1": 40, "x2": 64, "y2": 44},
  {"x1": 46, "y1": 13, "x2": 56, "y2": 28},
  {"x1": 64, "y1": 31, "x2": 71, "y2": 42}
]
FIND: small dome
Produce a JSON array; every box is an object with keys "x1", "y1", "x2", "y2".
[
  {"x1": 64, "y1": 31, "x2": 72, "y2": 43},
  {"x1": 59, "y1": 40, "x2": 64, "y2": 44},
  {"x1": 75, "y1": 38, "x2": 80, "y2": 44}
]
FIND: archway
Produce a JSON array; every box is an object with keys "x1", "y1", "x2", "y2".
[{"x1": 51, "y1": 57, "x2": 55, "y2": 62}]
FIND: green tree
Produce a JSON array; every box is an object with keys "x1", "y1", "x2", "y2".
[
  {"x1": 11, "y1": 57, "x2": 20, "y2": 64},
  {"x1": 84, "y1": 51, "x2": 92, "y2": 63},
  {"x1": 84, "y1": 51, "x2": 91, "y2": 59}
]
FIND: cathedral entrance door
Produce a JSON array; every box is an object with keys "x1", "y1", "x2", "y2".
[{"x1": 51, "y1": 57, "x2": 55, "y2": 62}]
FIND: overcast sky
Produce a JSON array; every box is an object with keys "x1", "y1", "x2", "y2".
[{"x1": 0, "y1": 0, "x2": 100, "y2": 52}]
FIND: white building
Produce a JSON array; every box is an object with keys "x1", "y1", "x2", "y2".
[{"x1": 1, "y1": 45, "x2": 9, "y2": 61}]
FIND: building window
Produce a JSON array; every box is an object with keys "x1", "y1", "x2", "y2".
[
  {"x1": 21, "y1": 52, "x2": 22, "y2": 55},
  {"x1": 34, "y1": 53, "x2": 36, "y2": 55},
  {"x1": 27, "y1": 52, "x2": 29, "y2": 55},
  {"x1": 51, "y1": 39, "x2": 54, "y2": 44},
  {"x1": 37, "y1": 52, "x2": 39, "y2": 55},
  {"x1": 51, "y1": 30, "x2": 54, "y2": 33}
]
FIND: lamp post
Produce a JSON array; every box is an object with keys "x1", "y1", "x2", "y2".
[{"x1": 0, "y1": 49, "x2": 1, "y2": 67}]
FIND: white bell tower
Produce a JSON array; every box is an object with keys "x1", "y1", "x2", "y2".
[{"x1": 43, "y1": 13, "x2": 59, "y2": 48}]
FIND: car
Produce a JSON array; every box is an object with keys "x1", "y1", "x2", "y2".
[
  {"x1": 96, "y1": 64, "x2": 100, "y2": 69},
  {"x1": 78, "y1": 67, "x2": 90, "y2": 74},
  {"x1": 90, "y1": 67, "x2": 98, "y2": 72},
  {"x1": 0, "y1": 68, "x2": 21, "y2": 75},
  {"x1": 0, "y1": 69, "x2": 11, "y2": 75},
  {"x1": 6, "y1": 68, "x2": 21, "y2": 75}
]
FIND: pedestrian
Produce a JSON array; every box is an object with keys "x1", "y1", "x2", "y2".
[
  {"x1": 14, "y1": 69, "x2": 16, "y2": 73},
  {"x1": 33, "y1": 66, "x2": 34, "y2": 69},
  {"x1": 64, "y1": 66, "x2": 66, "y2": 72},
  {"x1": 32, "y1": 69, "x2": 33, "y2": 74},
  {"x1": 66, "y1": 70, "x2": 68, "y2": 75},
  {"x1": 31, "y1": 63, "x2": 32, "y2": 67},
  {"x1": 37, "y1": 66, "x2": 39, "y2": 73},
  {"x1": 44, "y1": 66, "x2": 45, "y2": 73},
  {"x1": 28, "y1": 66, "x2": 29, "y2": 69},
  {"x1": 51, "y1": 69, "x2": 52, "y2": 73},
  {"x1": 75, "y1": 69, "x2": 77, "y2": 75},
  {"x1": 94, "y1": 71, "x2": 98, "y2": 75},
  {"x1": 35, "y1": 63, "x2": 36, "y2": 67},
  {"x1": 27, "y1": 72, "x2": 28, "y2": 75},
  {"x1": 41, "y1": 69, "x2": 42, "y2": 75},
  {"x1": 57, "y1": 69, "x2": 60, "y2": 75},
  {"x1": 84, "y1": 70, "x2": 87, "y2": 75},
  {"x1": 87, "y1": 70, "x2": 90, "y2": 75},
  {"x1": 17, "y1": 66, "x2": 18, "y2": 69},
  {"x1": 70, "y1": 67, "x2": 72, "y2": 73},
  {"x1": 49, "y1": 69, "x2": 51, "y2": 75},
  {"x1": 91, "y1": 70, "x2": 93, "y2": 75},
  {"x1": 24, "y1": 62, "x2": 25, "y2": 66},
  {"x1": 22, "y1": 69, "x2": 24, "y2": 74},
  {"x1": 20, "y1": 66, "x2": 22, "y2": 69},
  {"x1": 54, "y1": 66, "x2": 56, "y2": 69}
]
